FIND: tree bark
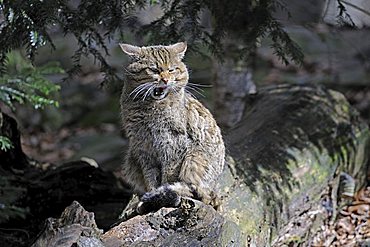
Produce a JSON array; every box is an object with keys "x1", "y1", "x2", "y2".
[
  {"x1": 222, "y1": 84, "x2": 369, "y2": 246},
  {"x1": 4, "y1": 84, "x2": 370, "y2": 246},
  {"x1": 213, "y1": 59, "x2": 256, "y2": 129},
  {"x1": 0, "y1": 112, "x2": 28, "y2": 170},
  {"x1": 31, "y1": 201, "x2": 104, "y2": 247},
  {"x1": 103, "y1": 84, "x2": 368, "y2": 246}
]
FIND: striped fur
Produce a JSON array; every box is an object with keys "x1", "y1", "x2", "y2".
[{"x1": 119, "y1": 42, "x2": 225, "y2": 213}]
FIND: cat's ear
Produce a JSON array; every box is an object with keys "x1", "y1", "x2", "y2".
[
  {"x1": 119, "y1": 43, "x2": 141, "y2": 58},
  {"x1": 169, "y1": 42, "x2": 187, "y2": 60}
]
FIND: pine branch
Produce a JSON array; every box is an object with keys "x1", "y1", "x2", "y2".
[{"x1": 0, "y1": 0, "x2": 305, "y2": 80}]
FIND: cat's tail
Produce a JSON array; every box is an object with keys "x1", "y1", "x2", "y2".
[{"x1": 136, "y1": 182, "x2": 216, "y2": 214}]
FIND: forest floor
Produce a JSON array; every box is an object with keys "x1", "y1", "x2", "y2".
[{"x1": 313, "y1": 185, "x2": 370, "y2": 246}]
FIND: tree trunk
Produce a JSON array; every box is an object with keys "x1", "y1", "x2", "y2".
[
  {"x1": 213, "y1": 58, "x2": 256, "y2": 129},
  {"x1": 0, "y1": 112, "x2": 28, "y2": 170}
]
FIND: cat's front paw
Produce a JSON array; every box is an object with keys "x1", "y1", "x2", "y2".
[{"x1": 136, "y1": 184, "x2": 181, "y2": 214}]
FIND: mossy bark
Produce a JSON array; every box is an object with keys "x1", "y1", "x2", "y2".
[
  {"x1": 219, "y1": 84, "x2": 369, "y2": 246},
  {"x1": 9, "y1": 84, "x2": 370, "y2": 246},
  {"x1": 97, "y1": 84, "x2": 370, "y2": 246}
]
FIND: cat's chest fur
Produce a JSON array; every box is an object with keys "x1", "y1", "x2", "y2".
[{"x1": 123, "y1": 97, "x2": 190, "y2": 166}]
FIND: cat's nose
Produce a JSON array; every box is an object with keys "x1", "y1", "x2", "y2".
[{"x1": 161, "y1": 78, "x2": 169, "y2": 84}]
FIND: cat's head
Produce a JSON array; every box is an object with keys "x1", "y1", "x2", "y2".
[{"x1": 120, "y1": 42, "x2": 188, "y2": 101}]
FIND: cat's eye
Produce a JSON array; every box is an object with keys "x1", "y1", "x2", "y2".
[
  {"x1": 148, "y1": 66, "x2": 160, "y2": 73},
  {"x1": 168, "y1": 67, "x2": 178, "y2": 73}
]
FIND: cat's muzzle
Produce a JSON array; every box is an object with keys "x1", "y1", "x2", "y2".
[{"x1": 151, "y1": 86, "x2": 169, "y2": 100}]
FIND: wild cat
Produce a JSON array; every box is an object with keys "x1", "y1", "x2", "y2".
[{"x1": 119, "y1": 42, "x2": 225, "y2": 214}]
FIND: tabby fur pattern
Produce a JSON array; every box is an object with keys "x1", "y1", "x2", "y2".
[{"x1": 119, "y1": 42, "x2": 225, "y2": 213}]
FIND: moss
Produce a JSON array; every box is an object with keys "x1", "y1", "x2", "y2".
[
  {"x1": 219, "y1": 220, "x2": 246, "y2": 246},
  {"x1": 220, "y1": 84, "x2": 370, "y2": 246},
  {"x1": 285, "y1": 235, "x2": 303, "y2": 244}
]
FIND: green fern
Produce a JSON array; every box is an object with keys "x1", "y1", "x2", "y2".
[
  {"x1": 0, "y1": 51, "x2": 62, "y2": 154},
  {"x1": 0, "y1": 51, "x2": 62, "y2": 111},
  {"x1": 0, "y1": 136, "x2": 13, "y2": 151}
]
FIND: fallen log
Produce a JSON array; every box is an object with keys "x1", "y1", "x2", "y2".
[
  {"x1": 103, "y1": 84, "x2": 369, "y2": 246},
  {"x1": 222, "y1": 84, "x2": 369, "y2": 246},
  {"x1": 4, "y1": 84, "x2": 370, "y2": 246}
]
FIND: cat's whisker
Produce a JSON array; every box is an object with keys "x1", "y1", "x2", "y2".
[
  {"x1": 142, "y1": 86, "x2": 154, "y2": 101},
  {"x1": 188, "y1": 91, "x2": 198, "y2": 99},
  {"x1": 130, "y1": 85, "x2": 146, "y2": 97},
  {"x1": 133, "y1": 87, "x2": 150, "y2": 100},
  {"x1": 187, "y1": 84, "x2": 205, "y2": 93},
  {"x1": 131, "y1": 83, "x2": 153, "y2": 100},
  {"x1": 187, "y1": 82, "x2": 212, "y2": 88},
  {"x1": 130, "y1": 83, "x2": 150, "y2": 96},
  {"x1": 132, "y1": 86, "x2": 150, "y2": 100},
  {"x1": 131, "y1": 87, "x2": 145, "y2": 99},
  {"x1": 185, "y1": 86, "x2": 205, "y2": 98},
  {"x1": 186, "y1": 84, "x2": 204, "y2": 92},
  {"x1": 170, "y1": 85, "x2": 180, "y2": 95},
  {"x1": 185, "y1": 88, "x2": 198, "y2": 99},
  {"x1": 187, "y1": 87, "x2": 204, "y2": 97}
]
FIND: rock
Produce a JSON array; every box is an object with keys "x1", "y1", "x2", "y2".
[
  {"x1": 31, "y1": 201, "x2": 104, "y2": 247},
  {"x1": 102, "y1": 198, "x2": 244, "y2": 247},
  {"x1": 27, "y1": 160, "x2": 131, "y2": 229}
]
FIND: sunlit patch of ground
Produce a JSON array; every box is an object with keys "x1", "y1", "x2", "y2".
[{"x1": 313, "y1": 186, "x2": 370, "y2": 246}]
